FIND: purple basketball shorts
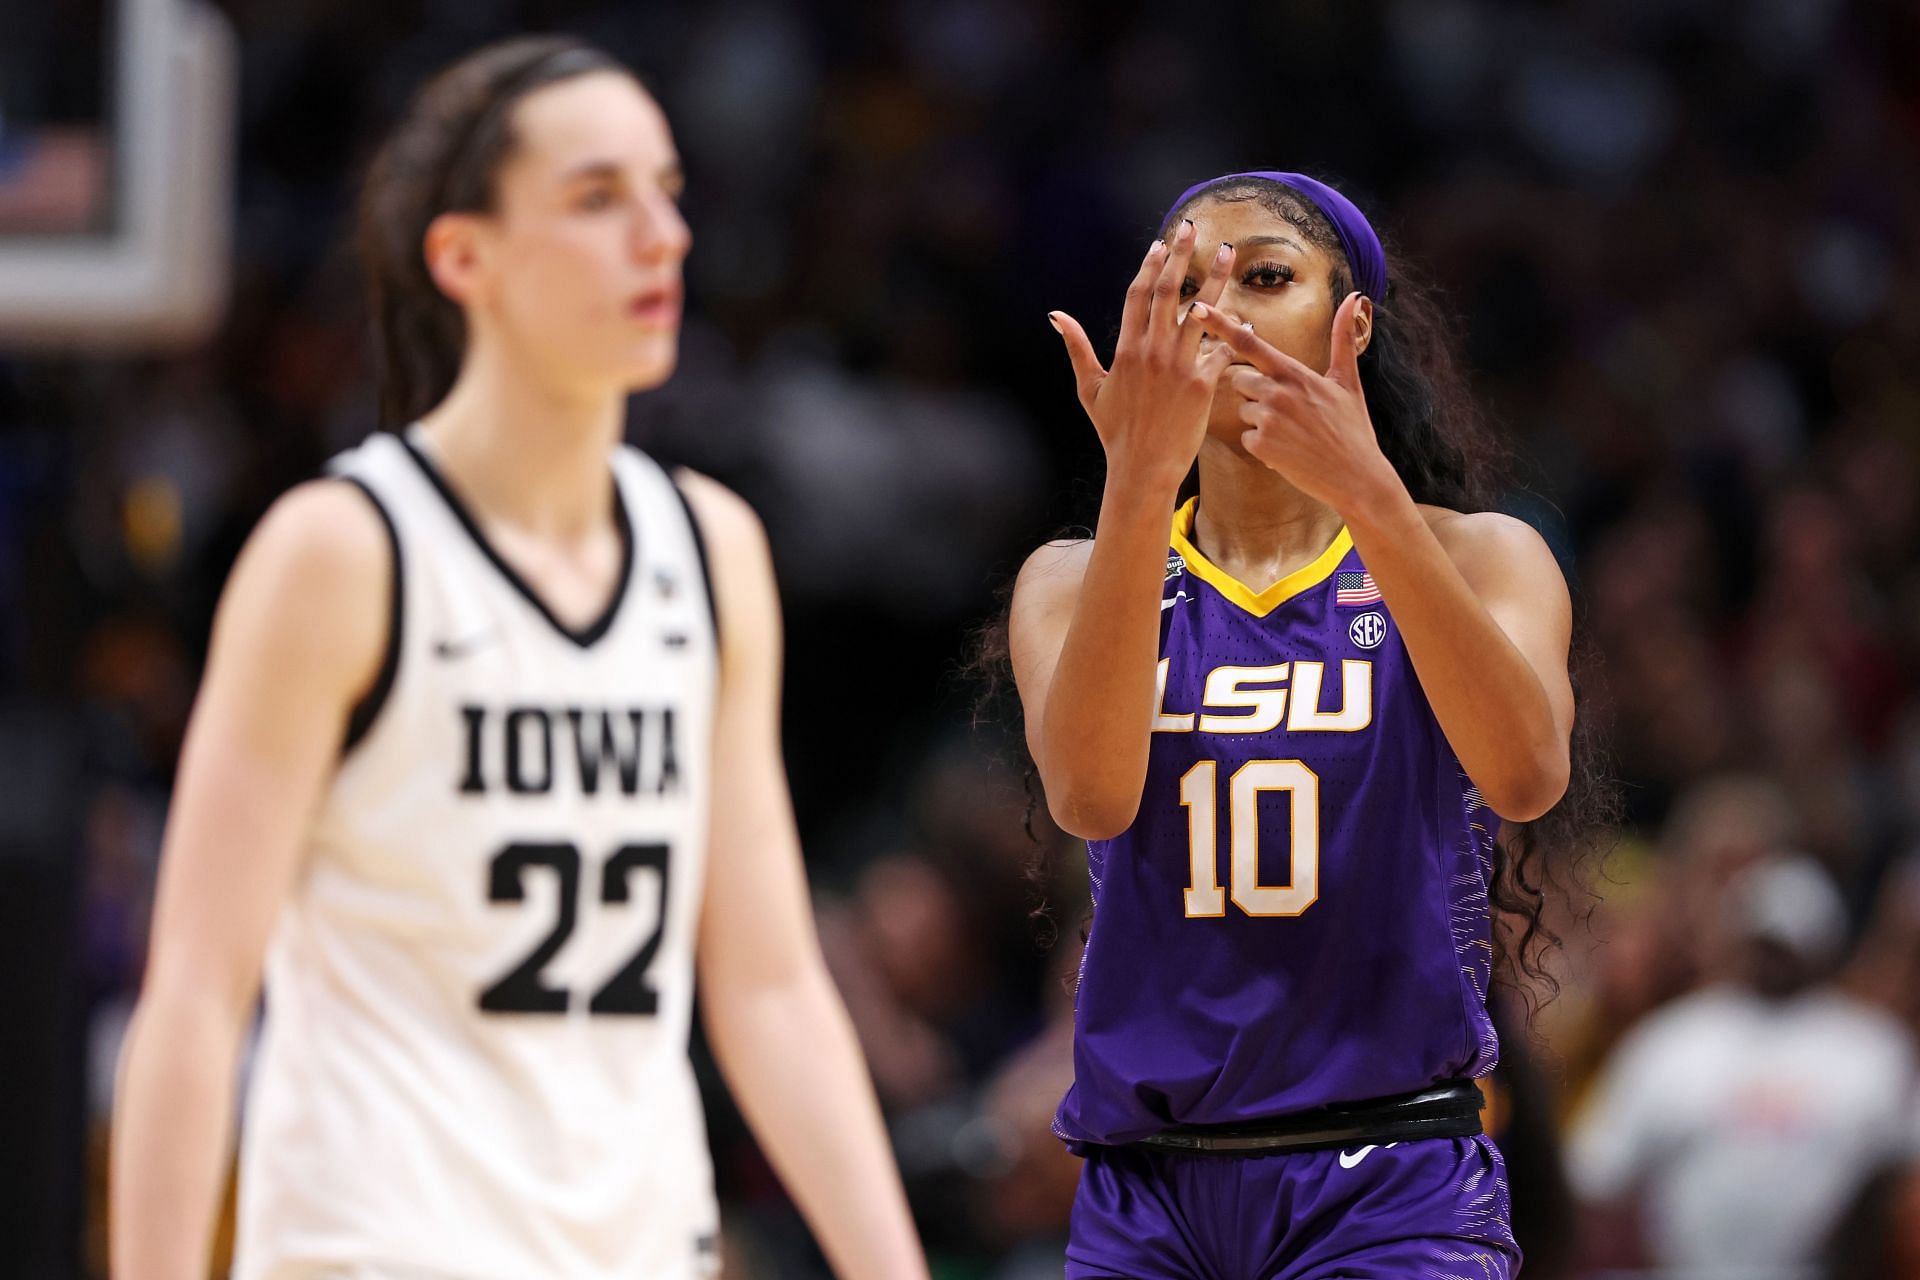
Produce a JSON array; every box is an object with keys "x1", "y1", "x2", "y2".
[{"x1": 1066, "y1": 1135, "x2": 1519, "y2": 1279}]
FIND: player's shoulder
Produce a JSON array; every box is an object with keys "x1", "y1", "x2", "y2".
[
  {"x1": 245, "y1": 478, "x2": 394, "y2": 588},
  {"x1": 1015, "y1": 536, "x2": 1095, "y2": 594},
  {"x1": 667, "y1": 470, "x2": 778, "y2": 654},
  {"x1": 1416, "y1": 504, "x2": 1562, "y2": 583},
  {"x1": 211, "y1": 478, "x2": 393, "y2": 691},
  {"x1": 1417, "y1": 504, "x2": 1547, "y2": 554},
  {"x1": 670, "y1": 467, "x2": 767, "y2": 558}
]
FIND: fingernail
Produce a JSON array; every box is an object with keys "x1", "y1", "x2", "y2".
[
  {"x1": 1151, "y1": 238, "x2": 1167, "y2": 256},
  {"x1": 1218, "y1": 242, "x2": 1232, "y2": 260},
  {"x1": 1047, "y1": 311, "x2": 1063, "y2": 334},
  {"x1": 1181, "y1": 219, "x2": 1195, "y2": 237},
  {"x1": 1190, "y1": 301, "x2": 1211, "y2": 320}
]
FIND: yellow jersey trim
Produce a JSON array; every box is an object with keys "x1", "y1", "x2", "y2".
[{"x1": 1170, "y1": 498, "x2": 1354, "y2": 618}]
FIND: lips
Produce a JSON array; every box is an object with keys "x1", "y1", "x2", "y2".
[{"x1": 627, "y1": 283, "x2": 682, "y2": 325}]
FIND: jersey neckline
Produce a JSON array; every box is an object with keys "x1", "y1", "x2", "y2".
[
  {"x1": 398, "y1": 427, "x2": 637, "y2": 650},
  {"x1": 1170, "y1": 497, "x2": 1353, "y2": 618}
]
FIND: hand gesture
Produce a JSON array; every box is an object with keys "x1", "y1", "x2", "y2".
[
  {"x1": 1050, "y1": 219, "x2": 1236, "y2": 493},
  {"x1": 1191, "y1": 292, "x2": 1402, "y2": 514}
]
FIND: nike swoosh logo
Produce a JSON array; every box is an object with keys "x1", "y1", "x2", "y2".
[
  {"x1": 433, "y1": 632, "x2": 496, "y2": 660},
  {"x1": 1338, "y1": 1142, "x2": 1399, "y2": 1168},
  {"x1": 1161, "y1": 590, "x2": 1188, "y2": 612}
]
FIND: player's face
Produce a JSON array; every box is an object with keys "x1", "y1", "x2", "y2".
[
  {"x1": 470, "y1": 72, "x2": 690, "y2": 395},
  {"x1": 1177, "y1": 196, "x2": 1351, "y2": 443}
]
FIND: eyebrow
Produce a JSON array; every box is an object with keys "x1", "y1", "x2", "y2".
[
  {"x1": 559, "y1": 160, "x2": 624, "y2": 184},
  {"x1": 557, "y1": 159, "x2": 685, "y2": 188},
  {"x1": 1234, "y1": 234, "x2": 1308, "y2": 254}
]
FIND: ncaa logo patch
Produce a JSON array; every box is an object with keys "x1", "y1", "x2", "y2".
[{"x1": 1349, "y1": 611, "x2": 1388, "y2": 650}]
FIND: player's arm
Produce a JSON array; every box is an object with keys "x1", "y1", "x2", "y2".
[
  {"x1": 1288, "y1": 486, "x2": 1573, "y2": 822},
  {"x1": 111, "y1": 482, "x2": 390, "y2": 1280},
  {"x1": 1404, "y1": 508, "x2": 1574, "y2": 820},
  {"x1": 1203, "y1": 296, "x2": 1573, "y2": 822},
  {"x1": 1018, "y1": 223, "x2": 1237, "y2": 840},
  {"x1": 1008, "y1": 508, "x2": 1168, "y2": 841},
  {"x1": 677, "y1": 472, "x2": 930, "y2": 1280}
]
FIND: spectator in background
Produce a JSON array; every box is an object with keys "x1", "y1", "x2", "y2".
[
  {"x1": 820, "y1": 852, "x2": 983, "y2": 1111},
  {"x1": 1541, "y1": 773, "x2": 1800, "y2": 1113},
  {"x1": 1567, "y1": 856, "x2": 1916, "y2": 1275}
]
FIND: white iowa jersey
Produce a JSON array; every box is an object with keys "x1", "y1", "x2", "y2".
[{"x1": 235, "y1": 428, "x2": 721, "y2": 1280}]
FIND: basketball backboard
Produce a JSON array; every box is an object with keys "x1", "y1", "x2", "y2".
[{"x1": 0, "y1": 0, "x2": 235, "y2": 350}]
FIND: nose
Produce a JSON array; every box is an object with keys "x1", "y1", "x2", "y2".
[{"x1": 632, "y1": 192, "x2": 691, "y2": 265}]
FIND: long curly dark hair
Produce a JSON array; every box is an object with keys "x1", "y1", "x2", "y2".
[{"x1": 972, "y1": 175, "x2": 1616, "y2": 999}]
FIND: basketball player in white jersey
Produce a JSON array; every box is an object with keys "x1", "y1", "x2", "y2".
[{"x1": 110, "y1": 37, "x2": 929, "y2": 1280}]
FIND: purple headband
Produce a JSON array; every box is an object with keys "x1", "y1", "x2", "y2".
[{"x1": 1163, "y1": 171, "x2": 1388, "y2": 302}]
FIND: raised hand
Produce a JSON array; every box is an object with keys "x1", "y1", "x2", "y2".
[
  {"x1": 1050, "y1": 218, "x2": 1236, "y2": 494},
  {"x1": 1190, "y1": 291, "x2": 1402, "y2": 514}
]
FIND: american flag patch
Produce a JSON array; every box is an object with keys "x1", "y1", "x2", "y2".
[{"x1": 1334, "y1": 571, "x2": 1381, "y2": 607}]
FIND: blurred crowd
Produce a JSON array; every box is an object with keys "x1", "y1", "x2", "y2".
[{"x1": 6, "y1": 0, "x2": 1920, "y2": 1276}]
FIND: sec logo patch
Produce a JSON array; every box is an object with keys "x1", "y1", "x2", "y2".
[{"x1": 1349, "y1": 611, "x2": 1388, "y2": 650}]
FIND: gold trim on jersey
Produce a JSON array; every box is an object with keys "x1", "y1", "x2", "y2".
[{"x1": 1169, "y1": 498, "x2": 1354, "y2": 618}]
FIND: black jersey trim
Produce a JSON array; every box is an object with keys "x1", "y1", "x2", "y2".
[
  {"x1": 339, "y1": 477, "x2": 403, "y2": 756},
  {"x1": 398, "y1": 434, "x2": 636, "y2": 649},
  {"x1": 668, "y1": 472, "x2": 721, "y2": 651}
]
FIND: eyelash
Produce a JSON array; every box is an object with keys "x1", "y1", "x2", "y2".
[{"x1": 1180, "y1": 261, "x2": 1296, "y2": 296}]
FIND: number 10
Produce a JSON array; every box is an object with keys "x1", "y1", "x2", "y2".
[{"x1": 1180, "y1": 759, "x2": 1320, "y2": 917}]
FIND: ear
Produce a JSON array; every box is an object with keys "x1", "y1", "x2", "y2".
[
  {"x1": 1351, "y1": 295, "x2": 1375, "y2": 360},
  {"x1": 423, "y1": 211, "x2": 487, "y2": 307}
]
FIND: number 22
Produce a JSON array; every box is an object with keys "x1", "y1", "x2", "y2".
[{"x1": 478, "y1": 841, "x2": 670, "y2": 1015}]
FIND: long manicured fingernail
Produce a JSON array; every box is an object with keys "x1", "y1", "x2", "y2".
[{"x1": 1047, "y1": 312, "x2": 1063, "y2": 334}]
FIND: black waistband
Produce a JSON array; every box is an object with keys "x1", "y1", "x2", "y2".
[{"x1": 1129, "y1": 1080, "x2": 1485, "y2": 1157}]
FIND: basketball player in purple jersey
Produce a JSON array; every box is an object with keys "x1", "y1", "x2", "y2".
[{"x1": 1009, "y1": 173, "x2": 1575, "y2": 1276}]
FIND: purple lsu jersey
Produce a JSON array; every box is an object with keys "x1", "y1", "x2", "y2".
[{"x1": 1053, "y1": 498, "x2": 1500, "y2": 1147}]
